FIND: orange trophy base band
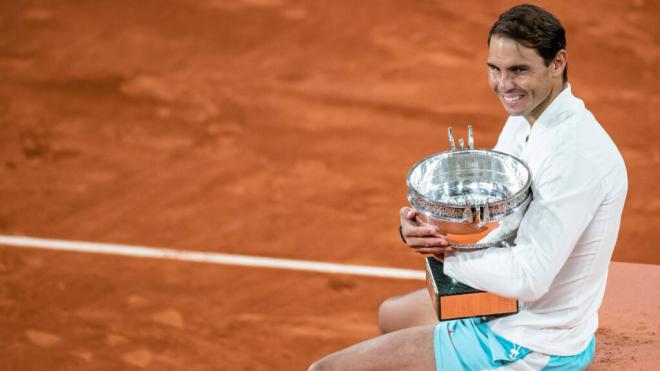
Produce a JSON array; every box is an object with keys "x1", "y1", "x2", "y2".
[{"x1": 439, "y1": 292, "x2": 519, "y2": 320}]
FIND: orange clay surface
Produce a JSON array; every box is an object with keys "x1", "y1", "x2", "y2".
[{"x1": 1, "y1": 0, "x2": 659, "y2": 370}]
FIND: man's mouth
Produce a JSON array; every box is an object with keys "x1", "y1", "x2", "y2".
[{"x1": 501, "y1": 94, "x2": 524, "y2": 103}]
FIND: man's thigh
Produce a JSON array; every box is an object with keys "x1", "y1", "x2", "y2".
[{"x1": 309, "y1": 325, "x2": 437, "y2": 371}]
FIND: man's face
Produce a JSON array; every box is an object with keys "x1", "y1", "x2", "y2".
[{"x1": 487, "y1": 35, "x2": 558, "y2": 123}]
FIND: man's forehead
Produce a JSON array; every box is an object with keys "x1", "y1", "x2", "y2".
[{"x1": 487, "y1": 35, "x2": 542, "y2": 65}]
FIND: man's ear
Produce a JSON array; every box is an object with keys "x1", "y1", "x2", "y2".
[{"x1": 552, "y1": 50, "x2": 567, "y2": 77}]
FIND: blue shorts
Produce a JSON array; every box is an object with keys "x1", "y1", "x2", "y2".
[{"x1": 434, "y1": 318, "x2": 595, "y2": 370}]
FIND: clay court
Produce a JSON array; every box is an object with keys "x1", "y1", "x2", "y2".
[{"x1": 1, "y1": 0, "x2": 659, "y2": 370}]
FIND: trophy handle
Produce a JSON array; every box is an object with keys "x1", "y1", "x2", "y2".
[{"x1": 448, "y1": 125, "x2": 474, "y2": 151}]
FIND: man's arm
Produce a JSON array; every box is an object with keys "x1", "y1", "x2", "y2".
[{"x1": 442, "y1": 151, "x2": 605, "y2": 301}]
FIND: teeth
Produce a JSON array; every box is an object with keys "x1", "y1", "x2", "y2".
[{"x1": 503, "y1": 95, "x2": 523, "y2": 102}]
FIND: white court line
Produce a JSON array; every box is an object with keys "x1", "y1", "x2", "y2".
[{"x1": 0, "y1": 235, "x2": 425, "y2": 280}]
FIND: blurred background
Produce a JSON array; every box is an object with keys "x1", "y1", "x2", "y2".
[{"x1": 1, "y1": 0, "x2": 658, "y2": 369}]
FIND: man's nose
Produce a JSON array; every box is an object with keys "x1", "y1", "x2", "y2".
[{"x1": 497, "y1": 71, "x2": 515, "y2": 91}]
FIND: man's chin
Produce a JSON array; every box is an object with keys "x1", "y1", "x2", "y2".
[
  {"x1": 502, "y1": 106, "x2": 525, "y2": 116},
  {"x1": 500, "y1": 102, "x2": 529, "y2": 117}
]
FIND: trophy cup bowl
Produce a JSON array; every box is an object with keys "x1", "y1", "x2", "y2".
[{"x1": 407, "y1": 149, "x2": 532, "y2": 249}]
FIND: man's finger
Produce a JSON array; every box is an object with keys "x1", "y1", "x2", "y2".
[
  {"x1": 412, "y1": 246, "x2": 453, "y2": 254},
  {"x1": 406, "y1": 208, "x2": 416, "y2": 220},
  {"x1": 399, "y1": 206, "x2": 417, "y2": 221},
  {"x1": 403, "y1": 225, "x2": 445, "y2": 239},
  {"x1": 404, "y1": 237, "x2": 448, "y2": 247}
]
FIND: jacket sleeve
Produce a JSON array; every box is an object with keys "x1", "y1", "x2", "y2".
[{"x1": 443, "y1": 151, "x2": 605, "y2": 302}]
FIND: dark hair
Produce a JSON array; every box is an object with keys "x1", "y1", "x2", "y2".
[{"x1": 488, "y1": 4, "x2": 567, "y2": 82}]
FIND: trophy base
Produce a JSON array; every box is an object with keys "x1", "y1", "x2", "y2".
[{"x1": 425, "y1": 257, "x2": 519, "y2": 321}]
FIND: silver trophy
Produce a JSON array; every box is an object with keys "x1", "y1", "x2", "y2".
[{"x1": 407, "y1": 125, "x2": 532, "y2": 249}]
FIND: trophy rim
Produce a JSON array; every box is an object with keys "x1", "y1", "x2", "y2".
[{"x1": 406, "y1": 148, "x2": 532, "y2": 215}]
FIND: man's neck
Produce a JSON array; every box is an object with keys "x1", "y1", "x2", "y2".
[{"x1": 525, "y1": 82, "x2": 568, "y2": 125}]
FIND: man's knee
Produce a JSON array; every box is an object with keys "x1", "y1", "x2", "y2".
[
  {"x1": 308, "y1": 355, "x2": 334, "y2": 371},
  {"x1": 307, "y1": 359, "x2": 323, "y2": 371},
  {"x1": 378, "y1": 295, "x2": 403, "y2": 334},
  {"x1": 378, "y1": 289, "x2": 437, "y2": 334}
]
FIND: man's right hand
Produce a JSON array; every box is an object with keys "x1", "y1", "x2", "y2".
[{"x1": 399, "y1": 206, "x2": 452, "y2": 255}]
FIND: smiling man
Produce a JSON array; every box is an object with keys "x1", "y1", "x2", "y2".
[
  {"x1": 487, "y1": 22, "x2": 567, "y2": 124},
  {"x1": 309, "y1": 4, "x2": 627, "y2": 371}
]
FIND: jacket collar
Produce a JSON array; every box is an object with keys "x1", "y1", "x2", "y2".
[{"x1": 527, "y1": 83, "x2": 581, "y2": 131}]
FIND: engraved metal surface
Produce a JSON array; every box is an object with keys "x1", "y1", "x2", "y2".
[{"x1": 407, "y1": 148, "x2": 532, "y2": 249}]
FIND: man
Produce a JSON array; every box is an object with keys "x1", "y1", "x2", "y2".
[{"x1": 309, "y1": 4, "x2": 627, "y2": 370}]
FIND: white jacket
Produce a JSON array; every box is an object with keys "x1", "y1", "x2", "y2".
[{"x1": 443, "y1": 85, "x2": 628, "y2": 355}]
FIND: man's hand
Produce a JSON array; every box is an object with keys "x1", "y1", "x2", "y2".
[{"x1": 399, "y1": 207, "x2": 452, "y2": 255}]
